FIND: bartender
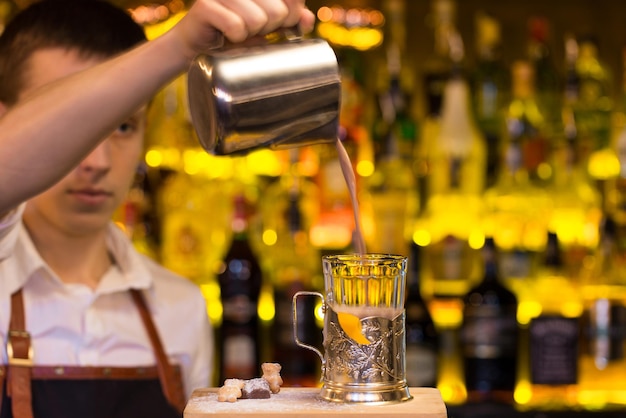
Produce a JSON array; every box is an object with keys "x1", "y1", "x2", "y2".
[{"x1": 0, "y1": 0, "x2": 315, "y2": 417}]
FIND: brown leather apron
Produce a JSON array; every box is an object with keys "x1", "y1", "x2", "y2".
[{"x1": 0, "y1": 289, "x2": 187, "y2": 418}]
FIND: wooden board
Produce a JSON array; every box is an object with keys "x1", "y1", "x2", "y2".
[{"x1": 184, "y1": 387, "x2": 447, "y2": 418}]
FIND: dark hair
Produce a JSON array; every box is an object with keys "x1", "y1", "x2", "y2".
[{"x1": 0, "y1": 0, "x2": 147, "y2": 105}]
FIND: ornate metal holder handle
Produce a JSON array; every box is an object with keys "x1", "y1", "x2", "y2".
[{"x1": 292, "y1": 291, "x2": 325, "y2": 374}]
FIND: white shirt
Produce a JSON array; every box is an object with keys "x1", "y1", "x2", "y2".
[{"x1": 0, "y1": 205, "x2": 213, "y2": 399}]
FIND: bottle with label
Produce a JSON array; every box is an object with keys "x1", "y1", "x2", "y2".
[
  {"x1": 461, "y1": 237, "x2": 518, "y2": 404},
  {"x1": 505, "y1": 60, "x2": 551, "y2": 187},
  {"x1": 578, "y1": 216, "x2": 626, "y2": 410},
  {"x1": 416, "y1": 73, "x2": 486, "y2": 328},
  {"x1": 405, "y1": 242, "x2": 438, "y2": 387},
  {"x1": 516, "y1": 231, "x2": 582, "y2": 411},
  {"x1": 416, "y1": 0, "x2": 464, "y2": 212},
  {"x1": 471, "y1": 11, "x2": 510, "y2": 188},
  {"x1": 217, "y1": 193, "x2": 263, "y2": 382}
]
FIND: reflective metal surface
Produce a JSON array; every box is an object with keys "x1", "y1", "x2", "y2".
[{"x1": 187, "y1": 36, "x2": 340, "y2": 155}]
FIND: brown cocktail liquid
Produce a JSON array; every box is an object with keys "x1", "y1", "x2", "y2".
[{"x1": 335, "y1": 137, "x2": 367, "y2": 255}]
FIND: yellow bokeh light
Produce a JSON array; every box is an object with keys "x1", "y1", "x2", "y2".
[
  {"x1": 200, "y1": 282, "x2": 222, "y2": 325},
  {"x1": 145, "y1": 149, "x2": 163, "y2": 168},
  {"x1": 258, "y1": 285, "x2": 275, "y2": 322},
  {"x1": 588, "y1": 148, "x2": 620, "y2": 180},
  {"x1": 356, "y1": 159, "x2": 374, "y2": 177},
  {"x1": 413, "y1": 229, "x2": 431, "y2": 247},
  {"x1": 262, "y1": 229, "x2": 278, "y2": 246},
  {"x1": 515, "y1": 380, "x2": 532, "y2": 405}
]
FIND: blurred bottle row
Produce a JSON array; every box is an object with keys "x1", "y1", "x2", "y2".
[{"x1": 110, "y1": 0, "x2": 626, "y2": 412}]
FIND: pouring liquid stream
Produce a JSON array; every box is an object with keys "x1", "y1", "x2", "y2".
[{"x1": 335, "y1": 137, "x2": 367, "y2": 255}]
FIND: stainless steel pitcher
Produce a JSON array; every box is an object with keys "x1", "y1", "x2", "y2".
[{"x1": 187, "y1": 30, "x2": 341, "y2": 155}]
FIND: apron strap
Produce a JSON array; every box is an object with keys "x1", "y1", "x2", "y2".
[
  {"x1": 7, "y1": 289, "x2": 34, "y2": 418},
  {"x1": 130, "y1": 289, "x2": 186, "y2": 414}
]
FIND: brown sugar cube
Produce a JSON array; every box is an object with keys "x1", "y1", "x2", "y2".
[{"x1": 240, "y1": 378, "x2": 271, "y2": 399}]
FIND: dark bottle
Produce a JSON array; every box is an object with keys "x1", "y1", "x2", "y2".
[
  {"x1": 405, "y1": 242, "x2": 439, "y2": 387},
  {"x1": 525, "y1": 231, "x2": 581, "y2": 409},
  {"x1": 217, "y1": 194, "x2": 263, "y2": 382},
  {"x1": 461, "y1": 237, "x2": 518, "y2": 404}
]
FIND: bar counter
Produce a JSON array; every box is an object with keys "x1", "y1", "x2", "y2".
[{"x1": 184, "y1": 387, "x2": 447, "y2": 418}]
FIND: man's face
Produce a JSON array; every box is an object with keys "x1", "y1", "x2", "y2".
[{"x1": 21, "y1": 48, "x2": 146, "y2": 237}]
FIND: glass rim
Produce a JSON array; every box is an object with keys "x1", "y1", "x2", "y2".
[{"x1": 322, "y1": 253, "x2": 407, "y2": 263}]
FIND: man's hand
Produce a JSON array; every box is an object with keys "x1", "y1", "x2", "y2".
[{"x1": 171, "y1": 0, "x2": 316, "y2": 63}]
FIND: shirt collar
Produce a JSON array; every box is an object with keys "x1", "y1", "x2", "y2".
[
  {"x1": 5, "y1": 223, "x2": 47, "y2": 296},
  {"x1": 10, "y1": 221, "x2": 155, "y2": 299},
  {"x1": 101, "y1": 222, "x2": 153, "y2": 294}
]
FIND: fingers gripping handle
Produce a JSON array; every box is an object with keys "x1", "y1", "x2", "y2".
[{"x1": 210, "y1": 25, "x2": 302, "y2": 50}]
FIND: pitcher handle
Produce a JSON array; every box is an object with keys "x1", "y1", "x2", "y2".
[
  {"x1": 210, "y1": 26, "x2": 302, "y2": 51},
  {"x1": 292, "y1": 291, "x2": 325, "y2": 368}
]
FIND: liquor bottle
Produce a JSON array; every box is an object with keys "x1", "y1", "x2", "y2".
[
  {"x1": 367, "y1": 43, "x2": 419, "y2": 257},
  {"x1": 505, "y1": 60, "x2": 551, "y2": 187},
  {"x1": 217, "y1": 193, "x2": 263, "y2": 382},
  {"x1": 578, "y1": 216, "x2": 626, "y2": 410},
  {"x1": 471, "y1": 11, "x2": 510, "y2": 188},
  {"x1": 517, "y1": 231, "x2": 582, "y2": 411},
  {"x1": 461, "y1": 237, "x2": 518, "y2": 404},
  {"x1": 416, "y1": 73, "x2": 486, "y2": 324},
  {"x1": 405, "y1": 242, "x2": 438, "y2": 387},
  {"x1": 526, "y1": 16, "x2": 562, "y2": 143}
]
